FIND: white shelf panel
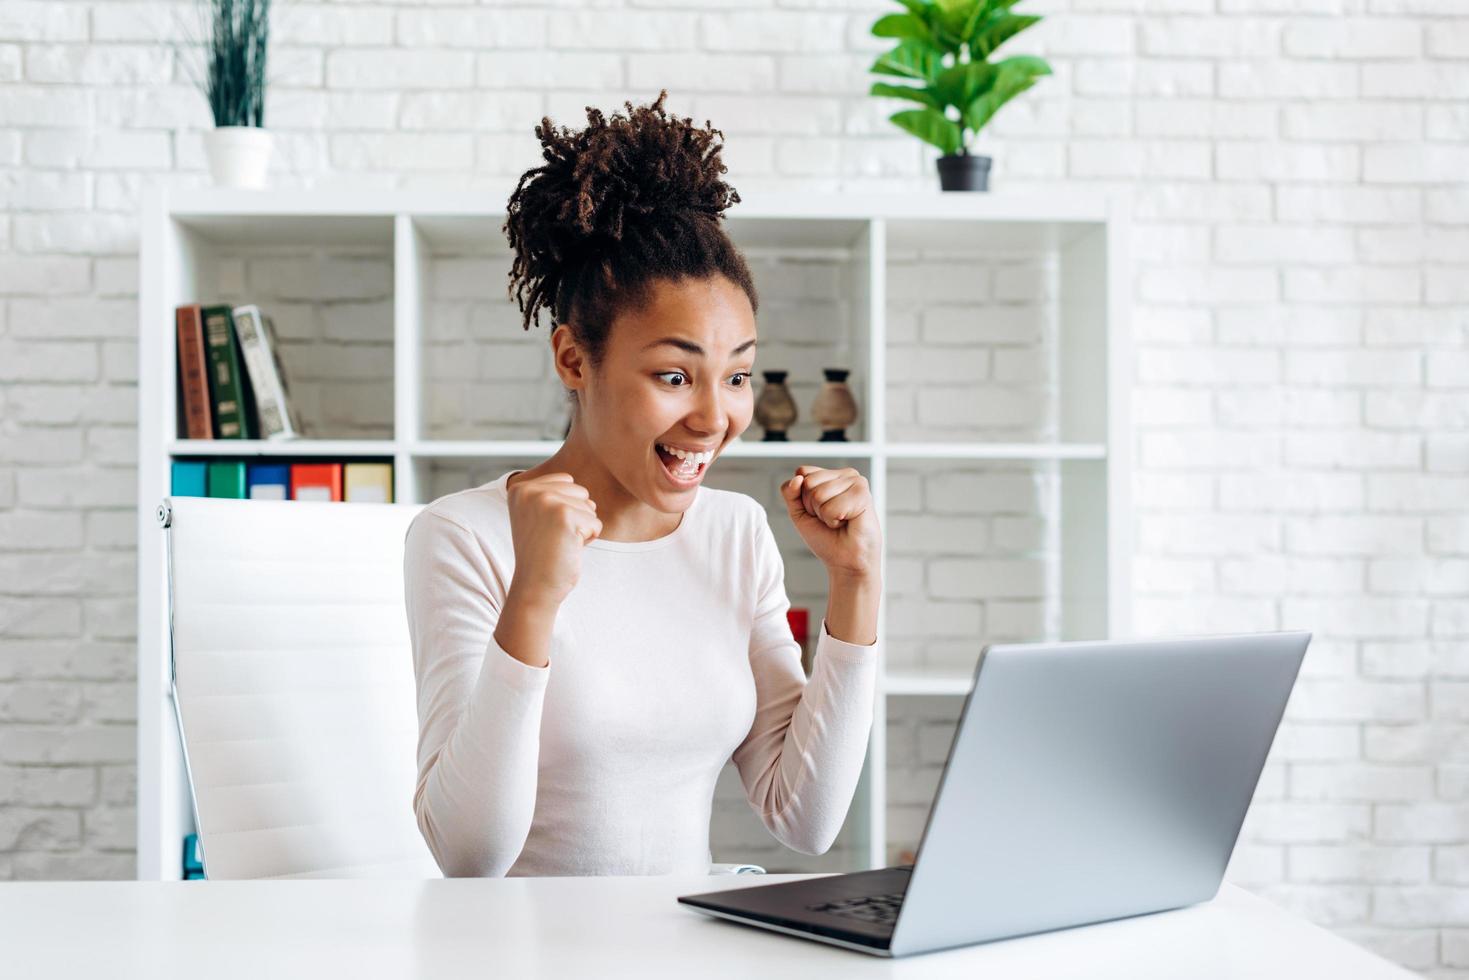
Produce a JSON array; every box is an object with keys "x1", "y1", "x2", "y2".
[
  {"x1": 883, "y1": 672, "x2": 974, "y2": 697},
  {"x1": 407, "y1": 440, "x2": 877, "y2": 459},
  {"x1": 885, "y1": 442, "x2": 1106, "y2": 461},
  {"x1": 172, "y1": 212, "x2": 394, "y2": 248},
  {"x1": 169, "y1": 439, "x2": 398, "y2": 457},
  {"x1": 724, "y1": 440, "x2": 874, "y2": 458},
  {"x1": 399, "y1": 440, "x2": 1097, "y2": 461},
  {"x1": 161, "y1": 187, "x2": 1114, "y2": 225},
  {"x1": 167, "y1": 439, "x2": 1102, "y2": 462}
]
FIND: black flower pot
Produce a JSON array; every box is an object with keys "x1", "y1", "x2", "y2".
[{"x1": 936, "y1": 153, "x2": 991, "y2": 192}]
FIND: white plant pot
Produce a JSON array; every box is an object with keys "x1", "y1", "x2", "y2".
[{"x1": 204, "y1": 126, "x2": 273, "y2": 189}]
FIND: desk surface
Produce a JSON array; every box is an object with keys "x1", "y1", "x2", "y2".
[{"x1": 3, "y1": 874, "x2": 1412, "y2": 979}]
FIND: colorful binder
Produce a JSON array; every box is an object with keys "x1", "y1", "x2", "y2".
[
  {"x1": 170, "y1": 461, "x2": 207, "y2": 497},
  {"x1": 344, "y1": 463, "x2": 393, "y2": 503},
  {"x1": 206, "y1": 461, "x2": 247, "y2": 498},
  {"x1": 246, "y1": 463, "x2": 290, "y2": 500},
  {"x1": 290, "y1": 463, "x2": 342, "y2": 501}
]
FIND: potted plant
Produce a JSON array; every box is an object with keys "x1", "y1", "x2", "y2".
[
  {"x1": 868, "y1": 0, "x2": 1051, "y2": 191},
  {"x1": 187, "y1": 0, "x2": 274, "y2": 188}
]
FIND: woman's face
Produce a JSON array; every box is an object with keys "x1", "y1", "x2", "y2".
[{"x1": 569, "y1": 274, "x2": 757, "y2": 513}]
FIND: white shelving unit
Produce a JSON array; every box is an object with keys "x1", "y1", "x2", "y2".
[{"x1": 137, "y1": 186, "x2": 1131, "y2": 880}]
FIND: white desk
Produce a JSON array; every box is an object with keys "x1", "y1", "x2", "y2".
[{"x1": 3, "y1": 873, "x2": 1413, "y2": 978}]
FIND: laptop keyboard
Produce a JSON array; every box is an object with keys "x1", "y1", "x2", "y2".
[{"x1": 808, "y1": 892, "x2": 904, "y2": 925}]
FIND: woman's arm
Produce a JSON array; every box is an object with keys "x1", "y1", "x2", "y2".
[
  {"x1": 404, "y1": 510, "x2": 550, "y2": 877},
  {"x1": 825, "y1": 568, "x2": 880, "y2": 646},
  {"x1": 732, "y1": 504, "x2": 879, "y2": 856},
  {"x1": 494, "y1": 585, "x2": 561, "y2": 668}
]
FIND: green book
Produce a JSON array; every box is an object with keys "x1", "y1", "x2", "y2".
[
  {"x1": 201, "y1": 304, "x2": 255, "y2": 439},
  {"x1": 206, "y1": 461, "x2": 247, "y2": 498}
]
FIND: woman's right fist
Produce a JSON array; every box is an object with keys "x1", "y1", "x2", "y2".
[{"x1": 504, "y1": 472, "x2": 601, "y2": 606}]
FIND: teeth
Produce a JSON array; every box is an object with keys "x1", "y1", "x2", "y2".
[{"x1": 659, "y1": 444, "x2": 713, "y2": 466}]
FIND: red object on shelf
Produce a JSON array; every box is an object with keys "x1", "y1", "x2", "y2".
[
  {"x1": 787, "y1": 607, "x2": 812, "y2": 675},
  {"x1": 786, "y1": 607, "x2": 808, "y2": 643}
]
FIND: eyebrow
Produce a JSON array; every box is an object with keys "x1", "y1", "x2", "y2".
[{"x1": 642, "y1": 337, "x2": 757, "y2": 356}]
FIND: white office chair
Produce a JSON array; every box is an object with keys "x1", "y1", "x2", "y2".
[{"x1": 160, "y1": 495, "x2": 763, "y2": 879}]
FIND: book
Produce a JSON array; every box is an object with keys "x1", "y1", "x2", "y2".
[
  {"x1": 175, "y1": 305, "x2": 213, "y2": 440},
  {"x1": 206, "y1": 460, "x2": 247, "y2": 498},
  {"x1": 290, "y1": 463, "x2": 342, "y2": 501},
  {"x1": 232, "y1": 304, "x2": 303, "y2": 441},
  {"x1": 246, "y1": 463, "x2": 291, "y2": 500},
  {"x1": 344, "y1": 462, "x2": 394, "y2": 503},
  {"x1": 201, "y1": 304, "x2": 254, "y2": 440},
  {"x1": 182, "y1": 833, "x2": 205, "y2": 879},
  {"x1": 170, "y1": 461, "x2": 207, "y2": 497}
]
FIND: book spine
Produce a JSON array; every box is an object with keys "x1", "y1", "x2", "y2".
[
  {"x1": 266, "y1": 313, "x2": 306, "y2": 438},
  {"x1": 202, "y1": 305, "x2": 253, "y2": 440},
  {"x1": 232, "y1": 305, "x2": 299, "y2": 441},
  {"x1": 175, "y1": 305, "x2": 213, "y2": 440}
]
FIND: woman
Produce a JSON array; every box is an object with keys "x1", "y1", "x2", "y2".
[{"x1": 403, "y1": 92, "x2": 882, "y2": 878}]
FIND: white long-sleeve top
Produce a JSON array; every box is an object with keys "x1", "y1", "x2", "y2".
[{"x1": 402, "y1": 470, "x2": 879, "y2": 877}]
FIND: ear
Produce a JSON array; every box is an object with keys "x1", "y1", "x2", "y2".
[{"x1": 549, "y1": 323, "x2": 589, "y2": 392}]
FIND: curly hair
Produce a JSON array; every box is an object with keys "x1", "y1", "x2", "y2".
[{"x1": 503, "y1": 90, "x2": 759, "y2": 366}]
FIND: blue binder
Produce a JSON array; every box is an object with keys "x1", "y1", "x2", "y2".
[
  {"x1": 170, "y1": 461, "x2": 207, "y2": 497},
  {"x1": 247, "y1": 463, "x2": 290, "y2": 500}
]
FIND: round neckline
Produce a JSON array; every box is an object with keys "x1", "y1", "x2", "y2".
[{"x1": 495, "y1": 470, "x2": 698, "y2": 553}]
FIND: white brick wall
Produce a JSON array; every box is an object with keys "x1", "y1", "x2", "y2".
[{"x1": 1, "y1": 1, "x2": 1466, "y2": 973}]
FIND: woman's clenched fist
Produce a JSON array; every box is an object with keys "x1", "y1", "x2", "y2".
[
  {"x1": 504, "y1": 472, "x2": 602, "y2": 606},
  {"x1": 780, "y1": 465, "x2": 881, "y2": 580}
]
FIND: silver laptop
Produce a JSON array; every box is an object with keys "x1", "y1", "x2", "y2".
[{"x1": 679, "y1": 631, "x2": 1311, "y2": 958}]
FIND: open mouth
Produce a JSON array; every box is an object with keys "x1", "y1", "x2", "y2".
[{"x1": 655, "y1": 443, "x2": 714, "y2": 487}]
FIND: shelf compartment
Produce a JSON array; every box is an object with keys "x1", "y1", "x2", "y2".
[
  {"x1": 884, "y1": 458, "x2": 1063, "y2": 680},
  {"x1": 884, "y1": 217, "x2": 1112, "y2": 450},
  {"x1": 884, "y1": 694, "x2": 966, "y2": 866},
  {"x1": 169, "y1": 215, "x2": 396, "y2": 443},
  {"x1": 407, "y1": 215, "x2": 876, "y2": 445}
]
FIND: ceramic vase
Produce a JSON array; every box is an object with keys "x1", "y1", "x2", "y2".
[
  {"x1": 753, "y1": 371, "x2": 797, "y2": 442},
  {"x1": 811, "y1": 368, "x2": 858, "y2": 442}
]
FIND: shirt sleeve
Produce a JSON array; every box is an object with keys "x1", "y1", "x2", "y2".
[
  {"x1": 730, "y1": 505, "x2": 879, "y2": 855},
  {"x1": 402, "y1": 510, "x2": 550, "y2": 877}
]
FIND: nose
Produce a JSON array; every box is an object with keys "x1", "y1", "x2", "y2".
[{"x1": 685, "y1": 378, "x2": 729, "y2": 436}]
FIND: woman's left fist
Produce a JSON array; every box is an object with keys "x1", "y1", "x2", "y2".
[{"x1": 780, "y1": 465, "x2": 881, "y2": 579}]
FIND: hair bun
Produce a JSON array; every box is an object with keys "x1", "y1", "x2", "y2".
[
  {"x1": 510, "y1": 90, "x2": 737, "y2": 255},
  {"x1": 504, "y1": 89, "x2": 755, "y2": 342}
]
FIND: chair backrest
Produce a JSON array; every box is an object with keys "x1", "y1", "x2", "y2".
[{"x1": 162, "y1": 495, "x2": 441, "y2": 879}]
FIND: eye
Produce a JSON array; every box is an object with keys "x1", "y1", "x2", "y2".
[{"x1": 658, "y1": 370, "x2": 758, "y2": 387}]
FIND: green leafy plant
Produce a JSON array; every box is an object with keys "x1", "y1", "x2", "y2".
[
  {"x1": 868, "y1": 0, "x2": 1051, "y2": 156},
  {"x1": 185, "y1": 0, "x2": 273, "y2": 127}
]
